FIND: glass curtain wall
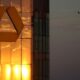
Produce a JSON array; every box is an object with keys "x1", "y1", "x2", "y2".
[{"x1": 0, "y1": 0, "x2": 32, "y2": 80}]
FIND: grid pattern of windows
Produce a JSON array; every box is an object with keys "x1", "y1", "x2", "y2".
[
  {"x1": 32, "y1": 0, "x2": 49, "y2": 80},
  {"x1": 0, "y1": 0, "x2": 32, "y2": 80}
]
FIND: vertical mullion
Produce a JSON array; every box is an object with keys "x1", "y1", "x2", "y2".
[
  {"x1": 0, "y1": 0, "x2": 1, "y2": 73},
  {"x1": 42, "y1": 19, "x2": 43, "y2": 80},
  {"x1": 31, "y1": 1, "x2": 32, "y2": 80},
  {"x1": 20, "y1": 0, "x2": 22, "y2": 79},
  {"x1": 9, "y1": 0, "x2": 11, "y2": 70},
  {"x1": 37, "y1": 2, "x2": 39, "y2": 66},
  {"x1": 0, "y1": 43, "x2": 1, "y2": 79}
]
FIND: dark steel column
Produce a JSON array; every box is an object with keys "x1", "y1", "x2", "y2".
[{"x1": 32, "y1": 0, "x2": 49, "y2": 80}]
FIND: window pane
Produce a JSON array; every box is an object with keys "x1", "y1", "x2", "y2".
[
  {"x1": 22, "y1": 13, "x2": 32, "y2": 26},
  {"x1": 11, "y1": 0, "x2": 21, "y2": 12},
  {"x1": 22, "y1": 26, "x2": 32, "y2": 38},
  {"x1": 1, "y1": 0, "x2": 10, "y2": 6},
  {"x1": 1, "y1": 43, "x2": 11, "y2": 64},
  {"x1": 1, "y1": 64, "x2": 11, "y2": 80},
  {"x1": 0, "y1": 13, "x2": 16, "y2": 32},
  {"x1": 11, "y1": 39, "x2": 21, "y2": 64},
  {"x1": 12, "y1": 65, "x2": 31, "y2": 80},
  {"x1": 22, "y1": 39, "x2": 31, "y2": 64},
  {"x1": 22, "y1": 65, "x2": 31, "y2": 80},
  {"x1": 22, "y1": 0, "x2": 32, "y2": 12},
  {"x1": 12, "y1": 65, "x2": 21, "y2": 80}
]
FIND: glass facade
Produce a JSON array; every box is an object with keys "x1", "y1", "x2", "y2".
[
  {"x1": 0, "y1": 0, "x2": 49, "y2": 80},
  {"x1": 0, "y1": 0, "x2": 32, "y2": 80}
]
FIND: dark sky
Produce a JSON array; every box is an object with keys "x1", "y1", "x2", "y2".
[{"x1": 50, "y1": 0, "x2": 80, "y2": 80}]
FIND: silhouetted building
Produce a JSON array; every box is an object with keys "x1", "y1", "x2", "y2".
[{"x1": 32, "y1": 0, "x2": 49, "y2": 80}]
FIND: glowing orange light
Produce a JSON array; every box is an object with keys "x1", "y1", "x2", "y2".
[
  {"x1": 5, "y1": 65, "x2": 11, "y2": 80},
  {"x1": 13, "y1": 65, "x2": 21, "y2": 77},
  {"x1": 12, "y1": 65, "x2": 31, "y2": 80},
  {"x1": 6, "y1": 65, "x2": 11, "y2": 76},
  {"x1": 22, "y1": 65, "x2": 30, "y2": 79},
  {"x1": 0, "y1": 1, "x2": 32, "y2": 80}
]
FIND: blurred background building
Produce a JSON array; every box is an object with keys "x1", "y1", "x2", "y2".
[{"x1": 32, "y1": 0, "x2": 49, "y2": 80}]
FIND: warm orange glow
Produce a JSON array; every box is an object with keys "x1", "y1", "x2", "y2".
[
  {"x1": 5, "y1": 65, "x2": 11, "y2": 80},
  {"x1": 22, "y1": 66, "x2": 28, "y2": 77},
  {"x1": 6, "y1": 65, "x2": 11, "y2": 77},
  {"x1": 0, "y1": 0, "x2": 32, "y2": 79},
  {"x1": 4, "y1": 65, "x2": 31, "y2": 80},
  {"x1": 0, "y1": 33, "x2": 31, "y2": 80},
  {"x1": 22, "y1": 65, "x2": 31, "y2": 80},
  {"x1": 0, "y1": 39, "x2": 31, "y2": 80},
  {"x1": 13, "y1": 65, "x2": 21, "y2": 77}
]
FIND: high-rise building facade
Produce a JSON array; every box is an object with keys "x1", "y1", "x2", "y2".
[
  {"x1": 0, "y1": 0, "x2": 49, "y2": 80},
  {"x1": 0, "y1": 0, "x2": 32, "y2": 80}
]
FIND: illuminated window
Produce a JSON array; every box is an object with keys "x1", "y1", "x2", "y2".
[{"x1": 0, "y1": 0, "x2": 32, "y2": 80}]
